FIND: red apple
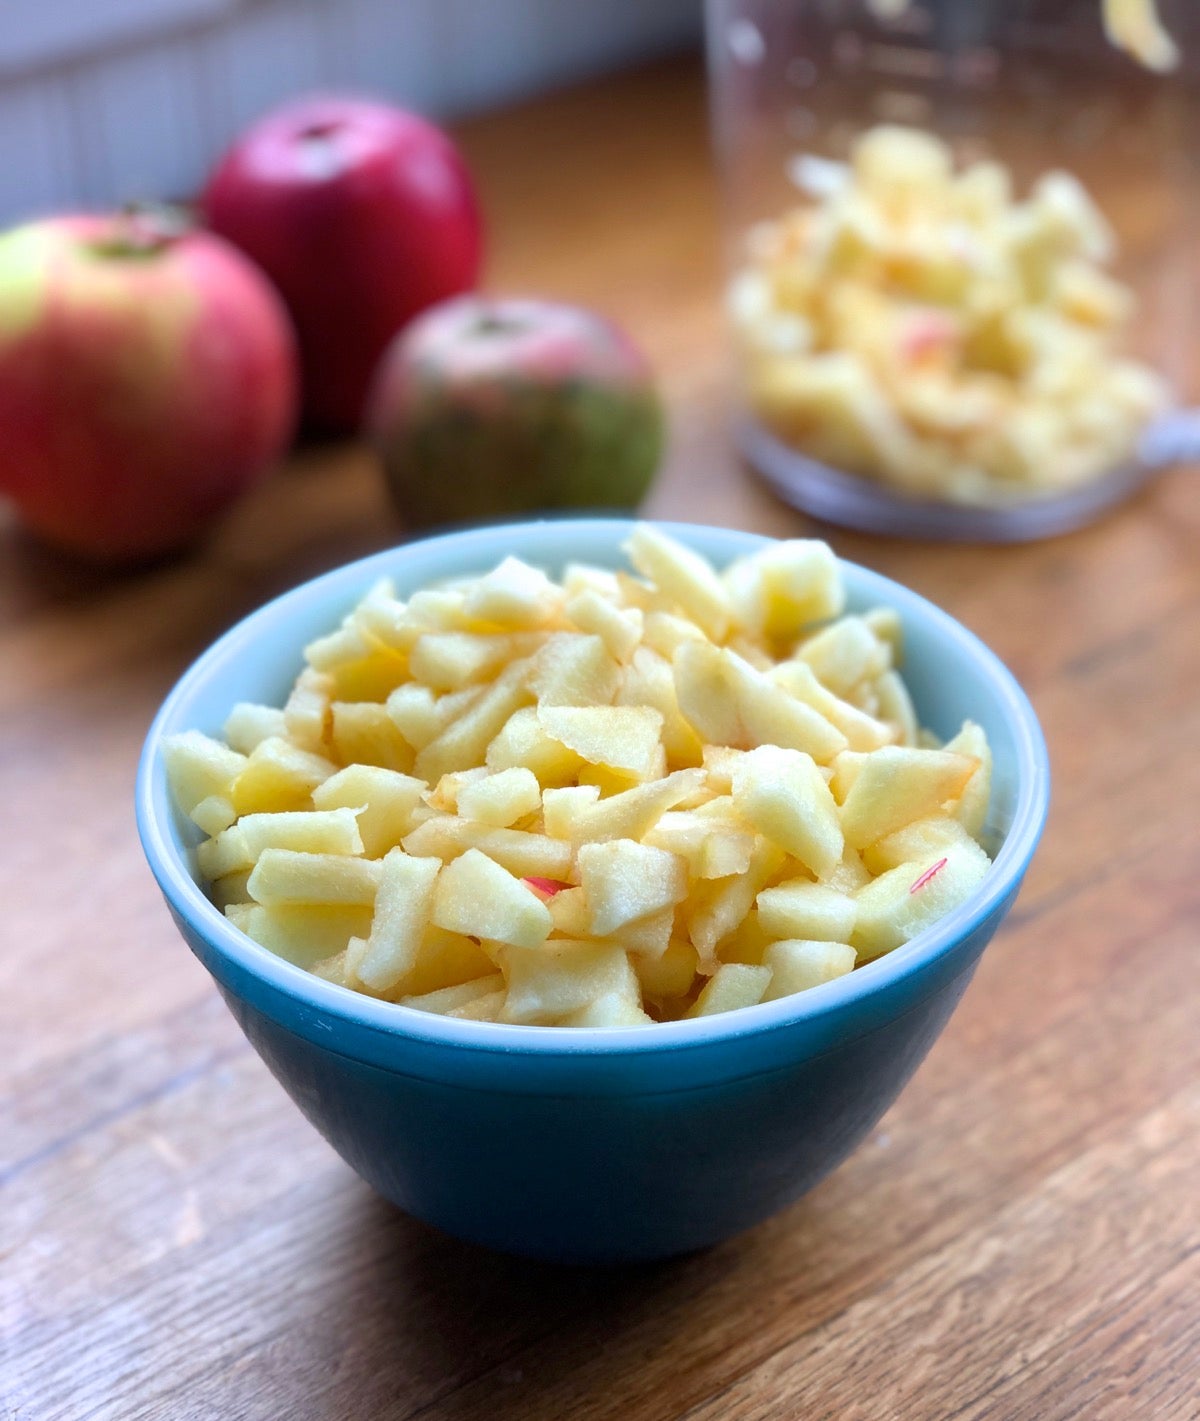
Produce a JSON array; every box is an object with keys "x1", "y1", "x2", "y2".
[
  {"x1": 202, "y1": 95, "x2": 483, "y2": 433},
  {"x1": 367, "y1": 296, "x2": 663, "y2": 529},
  {"x1": 0, "y1": 212, "x2": 298, "y2": 562}
]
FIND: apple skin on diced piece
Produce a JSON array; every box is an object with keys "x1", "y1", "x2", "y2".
[{"x1": 851, "y1": 840, "x2": 991, "y2": 961}]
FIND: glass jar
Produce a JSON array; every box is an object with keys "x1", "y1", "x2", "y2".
[{"x1": 705, "y1": 0, "x2": 1200, "y2": 540}]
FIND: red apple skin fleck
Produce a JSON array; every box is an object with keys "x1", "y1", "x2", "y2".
[
  {"x1": 202, "y1": 95, "x2": 483, "y2": 432},
  {"x1": 0, "y1": 214, "x2": 298, "y2": 563}
]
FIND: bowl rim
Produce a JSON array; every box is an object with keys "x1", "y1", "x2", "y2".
[{"x1": 136, "y1": 517, "x2": 1050, "y2": 1058}]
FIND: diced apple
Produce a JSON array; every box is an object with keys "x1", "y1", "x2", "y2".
[
  {"x1": 455, "y1": 766, "x2": 541, "y2": 827},
  {"x1": 796, "y1": 616, "x2": 891, "y2": 698},
  {"x1": 537, "y1": 704, "x2": 664, "y2": 781},
  {"x1": 380, "y1": 924, "x2": 493, "y2": 999},
  {"x1": 543, "y1": 769, "x2": 705, "y2": 845},
  {"x1": 414, "y1": 662, "x2": 532, "y2": 782},
  {"x1": 565, "y1": 589, "x2": 643, "y2": 662},
  {"x1": 354, "y1": 851, "x2": 442, "y2": 991},
  {"x1": 228, "y1": 901, "x2": 374, "y2": 968},
  {"x1": 732, "y1": 746, "x2": 844, "y2": 880},
  {"x1": 400, "y1": 972, "x2": 506, "y2": 1016},
  {"x1": 943, "y1": 720, "x2": 993, "y2": 839},
  {"x1": 839, "y1": 746, "x2": 979, "y2": 848},
  {"x1": 635, "y1": 937, "x2": 699, "y2": 1001},
  {"x1": 402, "y1": 816, "x2": 573, "y2": 881},
  {"x1": 862, "y1": 813, "x2": 978, "y2": 875},
  {"x1": 283, "y1": 668, "x2": 333, "y2": 753},
  {"x1": 190, "y1": 795, "x2": 237, "y2": 837},
  {"x1": 644, "y1": 808, "x2": 756, "y2": 880},
  {"x1": 409, "y1": 632, "x2": 531, "y2": 691},
  {"x1": 547, "y1": 885, "x2": 590, "y2": 937},
  {"x1": 852, "y1": 841, "x2": 991, "y2": 960},
  {"x1": 616, "y1": 647, "x2": 704, "y2": 768},
  {"x1": 674, "y1": 642, "x2": 846, "y2": 762},
  {"x1": 485, "y1": 706, "x2": 585, "y2": 786},
  {"x1": 640, "y1": 611, "x2": 707, "y2": 659},
  {"x1": 763, "y1": 940, "x2": 857, "y2": 1000},
  {"x1": 463, "y1": 557, "x2": 563, "y2": 628},
  {"x1": 577, "y1": 839, "x2": 688, "y2": 937},
  {"x1": 530, "y1": 633, "x2": 621, "y2": 707},
  {"x1": 625, "y1": 525, "x2": 732, "y2": 640},
  {"x1": 683, "y1": 836, "x2": 786, "y2": 962},
  {"x1": 312, "y1": 764, "x2": 426, "y2": 857},
  {"x1": 247, "y1": 848, "x2": 382, "y2": 906},
  {"x1": 162, "y1": 731, "x2": 248, "y2": 816},
  {"x1": 501, "y1": 940, "x2": 637, "y2": 1024},
  {"x1": 875, "y1": 669, "x2": 919, "y2": 747},
  {"x1": 722, "y1": 540, "x2": 845, "y2": 643},
  {"x1": 223, "y1": 703, "x2": 287, "y2": 754},
  {"x1": 686, "y1": 963, "x2": 772, "y2": 1017},
  {"x1": 757, "y1": 879, "x2": 855, "y2": 941},
  {"x1": 330, "y1": 701, "x2": 415, "y2": 772},
  {"x1": 230, "y1": 737, "x2": 336, "y2": 816},
  {"x1": 430, "y1": 848, "x2": 552, "y2": 948},
  {"x1": 563, "y1": 992, "x2": 653, "y2": 1027},
  {"x1": 771, "y1": 658, "x2": 896, "y2": 751}
]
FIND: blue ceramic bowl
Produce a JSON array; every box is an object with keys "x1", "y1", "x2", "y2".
[{"x1": 137, "y1": 520, "x2": 1049, "y2": 1263}]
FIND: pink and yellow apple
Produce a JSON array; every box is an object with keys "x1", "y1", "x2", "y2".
[{"x1": 0, "y1": 212, "x2": 298, "y2": 562}]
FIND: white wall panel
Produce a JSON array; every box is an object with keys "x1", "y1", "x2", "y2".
[{"x1": 0, "y1": 0, "x2": 702, "y2": 225}]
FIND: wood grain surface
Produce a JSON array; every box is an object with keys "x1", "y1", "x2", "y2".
[{"x1": 3, "y1": 58, "x2": 1199, "y2": 1421}]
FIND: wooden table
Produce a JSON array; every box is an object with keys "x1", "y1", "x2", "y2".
[{"x1": 4, "y1": 58, "x2": 1198, "y2": 1421}]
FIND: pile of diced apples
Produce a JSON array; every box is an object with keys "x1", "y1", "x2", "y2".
[{"x1": 164, "y1": 525, "x2": 993, "y2": 1027}]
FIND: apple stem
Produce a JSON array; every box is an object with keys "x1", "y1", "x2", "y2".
[{"x1": 91, "y1": 203, "x2": 192, "y2": 259}]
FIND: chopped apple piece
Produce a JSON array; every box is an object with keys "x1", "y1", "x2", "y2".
[
  {"x1": 687, "y1": 963, "x2": 772, "y2": 1017},
  {"x1": 626, "y1": 525, "x2": 732, "y2": 640},
  {"x1": 565, "y1": 589, "x2": 644, "y2": 661},
  {"x1": 455, "y1": 766, "x2": 541, "y2": 827},
  {"x1": 537, "y1": 704, "x2": 664, "y2": 781},
  {"x1": 530, "y1": 633, "x2": 621, "y2": 707},
  {"x1": 641, "y1": 610, "x2": 707, "y2": 659},
  {"x1": 839, "y1": 746, "x2": 979, "y2": 848},
  {"x1": 862, "y1": 813, "x2": 979, "y2": 875},
  {"x1": 763, "y1": 940, "x2": 857, "y2": 1000},
  {"x1": 722, "y1": 540, "x2": 845, "y2": 643},
  {"x1": 463, "y1": 556, "x2": 563, "y2": 628},
  {"x1": 501, "y1": 940, "x2": 636, "y2": 1024},
  {"x1": 644, "y1": 808, "x2": 756, "y2": 880},
  {"x1": 852, "y1": 841, "x2": 991, "y2": 960},
  {"x1": 757, "y1": 880, "x2": 857, "y2": 942},
  {"x1": 485, "y1": 706, "x2": 585, "y2": 785},
  {"x1": 223, "y1": 703, "x2": 288, "y2": 755},
  {"x1": 230, "y1": 737, "x2": 337, "y2": 816},
  {"x1": 674, "y1": 642, "x2": 846, "y2": 762},
  {"x1": 162, "y1": 731, "x2": 248, "y2": 816},
  {"x1": 616, "y1": 648, "x2": 704, "y2": 768},
  {"x1": 431, "y1": 848, "x2": 552, "y2": 948},
  {"x1": 312, "y1": 764, "x2": 426, "y2": 857},
  {"x1": 543, "y1": 769, "x2": 705, "y2": 845},
  {"x1": 771, "y1": 659, "x2": 896, "y2": 751},
  {"x1": 330, "y1": 701, "x2": 415, "y2": 772},
  {"x1": 400, "y1": 973, "x2": 506, "y2": 1016},
  {"x1": 227, "y1": 901, "x2": 374, "y2": 968},
  {"x1": 943, "y1": 720, "x2": 993, "y2": 839},
  {"x1": 577, "y1": 839, "x2": 688, "y2": 937},
  {"x1": 402, "y1": 817, "x2": 573, "y2": 881},
  {"x1": 797, "y1": 616, "x2": 891, "y2": 698},
  {"x1": 563, "y1": 992, "x2": 653, "y2": 1027},
  {"x1": 191, "y1": 795, "x2": 237, "y2": 837},
  {"x1": 409, "y1": 632, "x2": 531, "y2": 691},
  {"x1": 356, "y1": 851, "x2": 442, "y2": 991},
  {"x1": 683, "y1": 836, "x2": 786, "y2": 963},
  {"x1": 732, "y1": 746, "x2": 844, "y2": 881},
  {"x1": 414, "y1": 662, "x2": 532, "y2": 781},
  {"x1": 875, "y1": 669, "x2": 919, "y2": 747},
  {"x1": 390, "y1": 924, "x2": 495, "y2": 999},
  {"x1": 636, "y1": 936, "x2": 700, "y2": 1002},
  {"x1": 283, "y1": 668, "x2": 333, "y2": 753},
  {"x1": 247, "y1": 848, "x2": 382, "y2": 906}
]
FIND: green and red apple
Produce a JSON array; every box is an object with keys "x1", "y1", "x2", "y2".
[
  {"x1": 367, "y1": 296, "x2": 663, "y2": 528},
  {"x1": 0, "y1": 212, "x2": 298, "y2": 562}
]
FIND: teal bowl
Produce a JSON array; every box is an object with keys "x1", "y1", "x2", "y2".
[{"x1": 136, "y1": 520, "x2": 1049, "y2": 1263}]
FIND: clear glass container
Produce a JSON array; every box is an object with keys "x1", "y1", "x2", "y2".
[{"x1": 705, "y1": 0, "x2": 1200, "y2": 540}]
